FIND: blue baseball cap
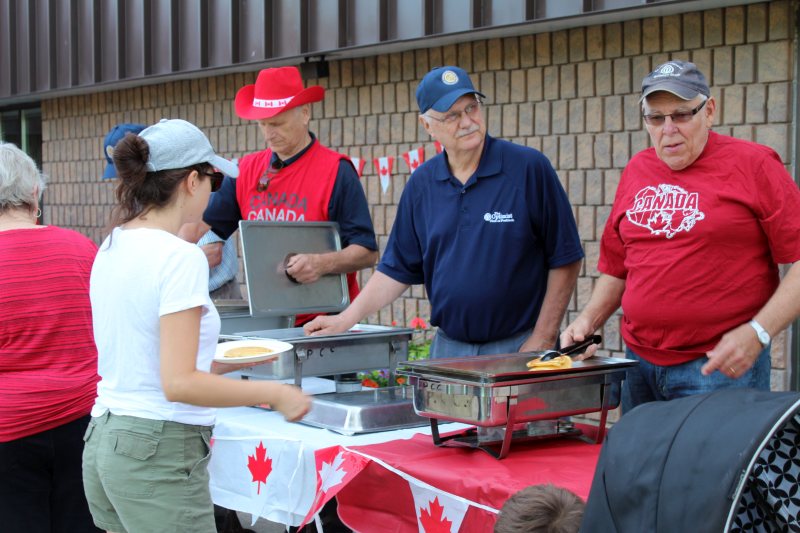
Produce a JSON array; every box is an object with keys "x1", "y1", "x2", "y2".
[
  {"x1": 103, "y1": 123, "x2": 145, "y2": 179},
  {"x1": 415, "y1": 66, "x2": 485, "y2": 114}
]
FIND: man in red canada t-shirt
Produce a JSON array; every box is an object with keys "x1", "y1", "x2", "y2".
[
  {"x1": 181, "y1": 66, "x2": 378, "y2": 324},
  {"x1": 561, "y1": 60, "x2": 800, "y2": 413}
]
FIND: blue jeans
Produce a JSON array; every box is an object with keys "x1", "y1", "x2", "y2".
[
  {"x1": 621, "y1": 345, "x2": 771, "y2": 414},
  {"x1": 429, "y1": 329, "x2": 532, "y2": 359}
]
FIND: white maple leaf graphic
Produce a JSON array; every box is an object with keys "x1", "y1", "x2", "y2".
[{"x1": 319, "y1": 452, "x2": 348, "y2": 493}]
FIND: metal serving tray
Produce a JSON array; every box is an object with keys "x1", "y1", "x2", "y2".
[
  {"x1": 229, "y1": 324, "x2": 414, "y2": 384},
  {"x1": 299, "y1": 386, "x2": 427, "y2": 435},
  {"x1": 399, "y1": 353, "x2": 636, "y2": 426},
  {"x1": 398, "y1": 353, "x2": 637, "y2": 457}
]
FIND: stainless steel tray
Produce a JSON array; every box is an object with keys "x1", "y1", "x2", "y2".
[
  {"x1": 399, "y1": 354, "x2": 636, "y2": 426},
  {"x1": 400, "y1": 351, "x2": 632, "y2": 385},
  {"x1": 398, "y1": 353, "x2": 637, "y2": 457},
  {"x1": 229, "y1": 324, "x2": 414, "y2": 382},
  {"x1": 298, "y1": 386, "x2": 427, "y2": 435}
]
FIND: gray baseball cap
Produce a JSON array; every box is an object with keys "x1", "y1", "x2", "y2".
[
  {"x1": 641, "y1": 60, "x2": 710, "y2": 102},
  {"x1": 139, "y1": 119, "x2": 239, "y2": 177}
]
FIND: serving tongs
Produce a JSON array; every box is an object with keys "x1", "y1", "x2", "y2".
[{"x1": 536, "y1": 335, "x2": 602, "y2": 362}]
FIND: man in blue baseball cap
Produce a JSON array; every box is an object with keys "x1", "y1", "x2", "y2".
[
  {"x1": 103, "y1": 123, "x2": 145, "y2": 179},
  {"x1": 306, "y1": 66, "x2": 584, "y2": 359}
]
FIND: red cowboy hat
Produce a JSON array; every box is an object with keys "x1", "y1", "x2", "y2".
[{"x1": 235, "y1": 66, "x2": 325, "y2": 120}]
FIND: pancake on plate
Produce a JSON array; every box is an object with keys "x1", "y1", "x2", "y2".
[{"x1": 223, "y1": 346, "x2": 274, "y2": 359}]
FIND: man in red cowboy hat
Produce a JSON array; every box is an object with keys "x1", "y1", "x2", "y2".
[{"x1": 182, "y1": 66, "x2": 378, "y2": 323}]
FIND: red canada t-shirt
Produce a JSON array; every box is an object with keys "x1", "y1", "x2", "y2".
[{"x1": 599, "y1": 131, "x2": 800, "y2": 365}]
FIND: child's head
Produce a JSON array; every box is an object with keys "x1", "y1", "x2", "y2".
[{"x1": 494, "y1": 484, "x2": 585, "y2": 533}]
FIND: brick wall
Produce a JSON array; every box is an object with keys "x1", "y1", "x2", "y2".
[{"x1": 40, "y1": 1, "x2": 796, "y2": 390}]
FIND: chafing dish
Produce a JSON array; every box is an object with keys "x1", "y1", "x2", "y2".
[
  {"x1": 398, "y1": 353, "x2": 637, "y2": 458},
  {"x1": 228, "y1": 324, "x2": 414, "y2": 384},
  {"x1": 224, "y1": 221, "x2": 421, "y2": 434}
]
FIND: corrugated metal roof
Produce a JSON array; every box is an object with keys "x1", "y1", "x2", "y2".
[{"x1": 0, "y1": 0, "x2": 762, "y2": 105}]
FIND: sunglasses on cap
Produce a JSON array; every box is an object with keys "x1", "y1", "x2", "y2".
[
  {"x1": 256, "y1": 159, "x2": 286, "y2": 193},
  {"x1": 201, "y1": 171, "x2": 225, "y2": 192}
]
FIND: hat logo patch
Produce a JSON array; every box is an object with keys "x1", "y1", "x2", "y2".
[
  {"x1": 653, "y1": 62, "x2": 685, "y2": 79},
  {"x1": 252, "y1": 96, "x2": 295, "y2": 109},
  {"x1": 105, "y1": 145, "x2": 115, "y2": 160},
  {"x1": 441, "y1": 70, "x2": 459, "y2": 85}
]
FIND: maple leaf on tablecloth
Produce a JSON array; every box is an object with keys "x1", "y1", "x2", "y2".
[
  {"x1": 320, "y1": 451, "x2": 348, "y2": 492},
  {"x1": 420, "y1": 497, "x2": 453, "y2": 533},
  {"x1": 247, "y1": 441, "x2": 272, "y2": 495},
  {"x1": 298, "y1": 447, "x2": 371, "y2": 528}
]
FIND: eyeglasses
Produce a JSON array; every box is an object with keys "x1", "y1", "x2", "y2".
[
  {"x1": 256, "y1": 159, "x2": 285, "y2": 192},
  {"x1": 642, "y1": 99, "x2": 707, "y2": 126},
  {"x1": 424, "y1": 100, "x2": 482, "y2": 125},
  {"x1": 202, "y1": 171, "x2": 225, "y2": 192}
]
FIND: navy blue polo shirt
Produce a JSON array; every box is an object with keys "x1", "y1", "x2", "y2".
[
  {"x1": 378, "y1": 135, "x2": 584, "y2": 343},
  {"x1": 203, "y1": 134, "x2": 377, "y2": 252}
]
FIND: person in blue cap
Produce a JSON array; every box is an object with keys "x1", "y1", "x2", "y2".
[
  {"x1": 305, "y1": 66, "x2": 584, "y2": 358},
  {"x1": 103, "y1": 123, "x2": 146, "y2": 179},
  {"x1": 104, "y1": 123, "x2": 241, "y2": 300}
]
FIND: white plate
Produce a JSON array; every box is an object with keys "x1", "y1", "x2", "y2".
[{"x1": 214, "y1": 339, "x2": 293, "y2": 364}]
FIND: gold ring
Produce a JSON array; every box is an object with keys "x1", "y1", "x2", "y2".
[{"x1": 729, "y1": 366, "x2": 736, "y2": 375}]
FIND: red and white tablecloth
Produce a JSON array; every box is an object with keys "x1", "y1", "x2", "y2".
[
  {"x1": 338, "y1": 427, "x2": 601, "y2": 532},
  {"x1": 209, "y1": 389, "x2": 602, "y2": 532}
]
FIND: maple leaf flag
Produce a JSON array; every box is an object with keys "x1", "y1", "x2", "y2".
[
  {"x1": 246, "y1": 441, "x2": 272, "y2": 495},
  {"x1": 349, "y1": 155, "x2": 366, "y2": 177},
  {"x1": 298, "y1": 447, "x2": 370, "y2": 528},
  {"x1": 373, "y1": 156, "x2": 394, "y2": 194},
  {"x1": 402, "y1": 146, "x2": 425, "y2": 174},
  {"x1": 434, "y1": 141, "x2": 443, "y2": 154},
  {"x1": 410, "y1": 483, "x2": 468, "y2": 533}
]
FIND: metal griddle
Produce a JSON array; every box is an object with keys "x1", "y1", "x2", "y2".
[{"x1": 398, "y1": 352, "x2": 638, "y2": 458}]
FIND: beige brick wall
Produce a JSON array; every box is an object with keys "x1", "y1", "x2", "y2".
[{"x1": 40, "y1": 1, "x2": 796, "y2": 390}]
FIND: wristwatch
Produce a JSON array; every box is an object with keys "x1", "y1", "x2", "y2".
[{"x1": 748, "y1": 320, "x2": 771, "y2": 348}]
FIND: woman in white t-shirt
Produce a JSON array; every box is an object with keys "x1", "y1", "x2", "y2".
[{"x1": 82, "y1": 119, "x2": 310, "y2": 533}]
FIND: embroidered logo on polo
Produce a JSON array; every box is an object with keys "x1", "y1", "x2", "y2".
[
  {"x1": 625, "y1": 184, "x2": 704, "y2": 239},
  {"x1": 483, "y1": 212, "x2": 515, "y2": 223},
  {"x1": 441, "y1": 70, "x2": 459, "y2": 85}
]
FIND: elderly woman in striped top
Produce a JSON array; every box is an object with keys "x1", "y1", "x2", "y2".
[{"x1": 0, "y1": 142, "x2": 100, "y2": 532}]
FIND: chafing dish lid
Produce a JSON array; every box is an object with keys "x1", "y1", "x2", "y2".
[
  {"x1": 399, "y1": 353, "x2": 637, "y2": 383},
  {"x1": 233, "y1": 324, "x2": 415, "y2": 343},
  {"x1": 239, "y1": 221, "x2": 349, "y2": 318}
]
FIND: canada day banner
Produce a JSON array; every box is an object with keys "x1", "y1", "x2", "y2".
[
  {"x1": 409, "y1": 483, "x2": 469, "y2": 532},
  {"x1": 373, "y1": 156, "x2": 394, "y2": 194},
  {"x1": 298, "y1": 446, "x2": 370, "y2": 528}
]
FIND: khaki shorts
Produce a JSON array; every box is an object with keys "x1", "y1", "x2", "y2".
[{"x1": 82, "y1": 411, "x2": 215, "y2": 533}]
